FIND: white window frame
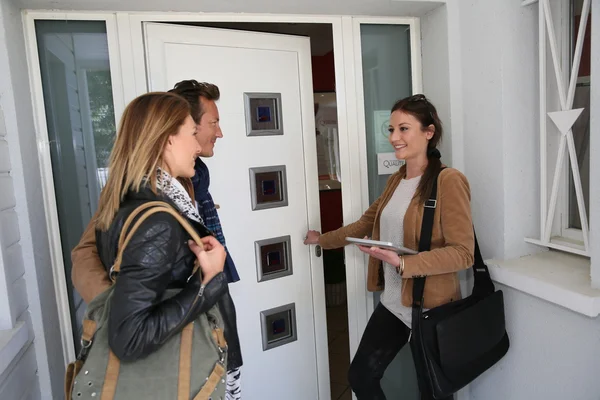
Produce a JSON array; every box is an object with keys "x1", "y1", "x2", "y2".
[
  {"x1": 560, "y1": 0, "x2": 591, "y2": 243},
  {"x1": 22, "y1": 10, "x2": 126, "y2": 365},
  {"x1": 523, "y1": 0, "x2": 592, "y2": 257}
]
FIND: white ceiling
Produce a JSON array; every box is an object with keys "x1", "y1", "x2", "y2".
[{"x1": 15, "y1": 0, "x2": 443, "y2": 17}]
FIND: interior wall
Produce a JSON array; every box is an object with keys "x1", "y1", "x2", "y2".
[{"x1": 312, "y1": 51, "x2": 335, "y2": 92}]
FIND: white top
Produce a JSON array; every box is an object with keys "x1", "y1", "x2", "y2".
[{"x1": 379, "y1": 175, "x2": 421, "y2": 328}]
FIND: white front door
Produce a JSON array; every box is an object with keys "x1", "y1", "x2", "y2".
[{"x1": 144, "y1": 23, "x2": 330, "y2": 399}]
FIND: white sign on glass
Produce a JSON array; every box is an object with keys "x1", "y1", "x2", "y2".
[{"x1": 377, "y1": 152, "x2": 404, "y2": 175}]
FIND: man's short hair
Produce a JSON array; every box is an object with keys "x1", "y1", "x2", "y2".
[{"x1": 169, "y1": 80, "x2": 220, "y2": 123}]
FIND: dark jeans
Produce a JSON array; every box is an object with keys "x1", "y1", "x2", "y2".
[{"x1": 348, "y1": 303, "x2": 453, "y2": 400}]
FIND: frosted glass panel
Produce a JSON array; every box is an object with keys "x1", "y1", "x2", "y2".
[
  {"x1": 360, "y1": 24, "x2": 412, "y2": 204},
  {"x1": 359, "y1": 24, "x2": 419, "y2": 400},
  {"x1": 35, "y1": 20, "x2": 116, "y2": 353}
]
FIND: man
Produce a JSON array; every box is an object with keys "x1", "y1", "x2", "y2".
[
  {"x1": 72, "y1": 80, "x2": 240, "y2": 303},
  {"x1": 71, "y1": 80, "x2": 242, "y2": 399}
]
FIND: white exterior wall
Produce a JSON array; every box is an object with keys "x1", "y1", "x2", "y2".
[
  {"x1": 0, "y1": 0, "x2": 64, "y2": 398},
  {"x1": 421, "y1": 4, "x2": 453, "y2": 166},
  {"x1": 454, "y1": 0, "x2": 542, "y2": 256},
  {"x1": 469, "y1": 284, "x2": 600, "y2": 400},
  {"x1": 0, "y1": 0, "x2": 40, "y2": 397},
  {"x1": 454, "y1": 0, "x2": 600, "y2": 399}
]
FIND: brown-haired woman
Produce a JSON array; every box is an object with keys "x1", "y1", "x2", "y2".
[
  {"x1": 95, "y1": 92, "x2": 242, "y2": 398},
  {"x1": 304, "y1": 94, "x2": 474, "y2": 400}
]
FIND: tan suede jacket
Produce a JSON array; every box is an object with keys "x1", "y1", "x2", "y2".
[
  {"x1": 72, "y1": 178, "x2": 196, "y2": 304},
  {"x1": 71, "y1": 217, "x2": 111, "y2": 303},
  {"x1": 319, "y1": 167, "x2": 475, "y2": 309}
]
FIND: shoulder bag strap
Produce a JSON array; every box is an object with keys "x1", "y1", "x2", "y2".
[
  {"x1": 411, "y1": 168, "x2": 444, "y2": 310},
  {"x1": 411, "y1": 169, "x2": 495, "y2": 309},
  {"x1": 110, "y1": 202, "x2": 204, "y2": 281},
  {"x1": 471, "y1": 234, "x2": 496, "y2": 297}
]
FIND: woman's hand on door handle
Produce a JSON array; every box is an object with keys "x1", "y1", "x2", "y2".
[{"x1": 304, "y1": 230, "x2": 321, "y2": 245}]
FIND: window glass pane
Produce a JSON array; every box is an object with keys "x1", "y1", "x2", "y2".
[
  {"x1": 568, "y1": 0, "x2": 591, "y2": 230},
  {"x1": 360, "y1": 24, "x2": 412, "y2": 204},
  {"x1": 359, "y1": 23, "x2": 418, "y2": 399},
  {"x1": 86, "y1": 69, "x2": 115, "y2": 189},
  {"x1": 35, "y1": 20, "x2": 116, "y2": 353}
]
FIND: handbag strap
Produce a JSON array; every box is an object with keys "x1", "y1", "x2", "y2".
[
  {"x1": 411, "y1": 169, "x2": 495, "y2": 310},
  {"x1": 110, "y1": 201, "x2": 203, "y2": 282}
]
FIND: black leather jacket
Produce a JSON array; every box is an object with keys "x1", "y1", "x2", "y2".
[{"x1": 96, "y1": 188, "x2": 242, "y2": 369}]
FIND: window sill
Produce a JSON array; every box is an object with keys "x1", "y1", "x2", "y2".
[
  {"x1": 487, "y1": 251, "x2": 600, "y2": 318},
  {"x1": 0, "y1": 321, "x2": 28, "y2": 377}
]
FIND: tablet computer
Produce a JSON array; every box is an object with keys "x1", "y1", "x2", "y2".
[{"x1": 345, "y1": 237, "x2": 418, "y2": 255}]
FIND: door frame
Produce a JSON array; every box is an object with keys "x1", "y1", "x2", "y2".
[
  {"x1": 23, "y1": 10, "x2": 422, "y2": 397},
  {"x1": 122, "y1": 10, "x2": 421, "y2": 367}
]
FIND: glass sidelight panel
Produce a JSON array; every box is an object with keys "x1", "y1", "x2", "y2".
[
  {"x1": 360, "y1": 24, "x2": 413, "y2": 204},
  {"x1": 35, "y1": 20, "x2": 116, "y2": 353},
  {"x1": 358, "y1": 23, "x2": 419, "y2": 399}
]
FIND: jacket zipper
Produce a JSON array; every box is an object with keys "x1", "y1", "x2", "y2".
[{"x1": 168, "y1": 271, "x2": 204, "y2": 338}]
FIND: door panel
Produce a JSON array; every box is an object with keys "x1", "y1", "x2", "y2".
[{"x1": 144, "y1": 23, "x2": 328, "y2": 399}]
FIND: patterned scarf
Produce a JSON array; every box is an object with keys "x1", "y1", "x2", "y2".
[
  {"x1": 192, "y1": 159, "x2": 240, "y2": 283},
  {"x1": 155, "y1": 168, "x2": 203, "y2": 223}
]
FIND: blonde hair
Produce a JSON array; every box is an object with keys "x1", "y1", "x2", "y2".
[{"x1": 95, "y1": 92, "x2": 191, "y2": 231}]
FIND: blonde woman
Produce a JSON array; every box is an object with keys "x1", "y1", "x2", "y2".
[{"x1": 94, "y1": 92, "x2": 242, "y2": 398}]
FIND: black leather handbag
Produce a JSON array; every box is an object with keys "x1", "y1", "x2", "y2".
[{"x1": 410, "y1": 169, "x2": 510, "y2": 399}]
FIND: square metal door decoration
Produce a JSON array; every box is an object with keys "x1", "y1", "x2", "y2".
[
  {"x1": 249, "y1": 165, "x2": 288, "y2": 210},
  {"x1": 244, "y1": 93, "x2": 283, "y2": 136},
  {"x1": 255, "y1": 235, "x2": 293, "y2": 282},
  {"x1": 260, "y1": 303, "x2": 297, "y2": 351}
]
